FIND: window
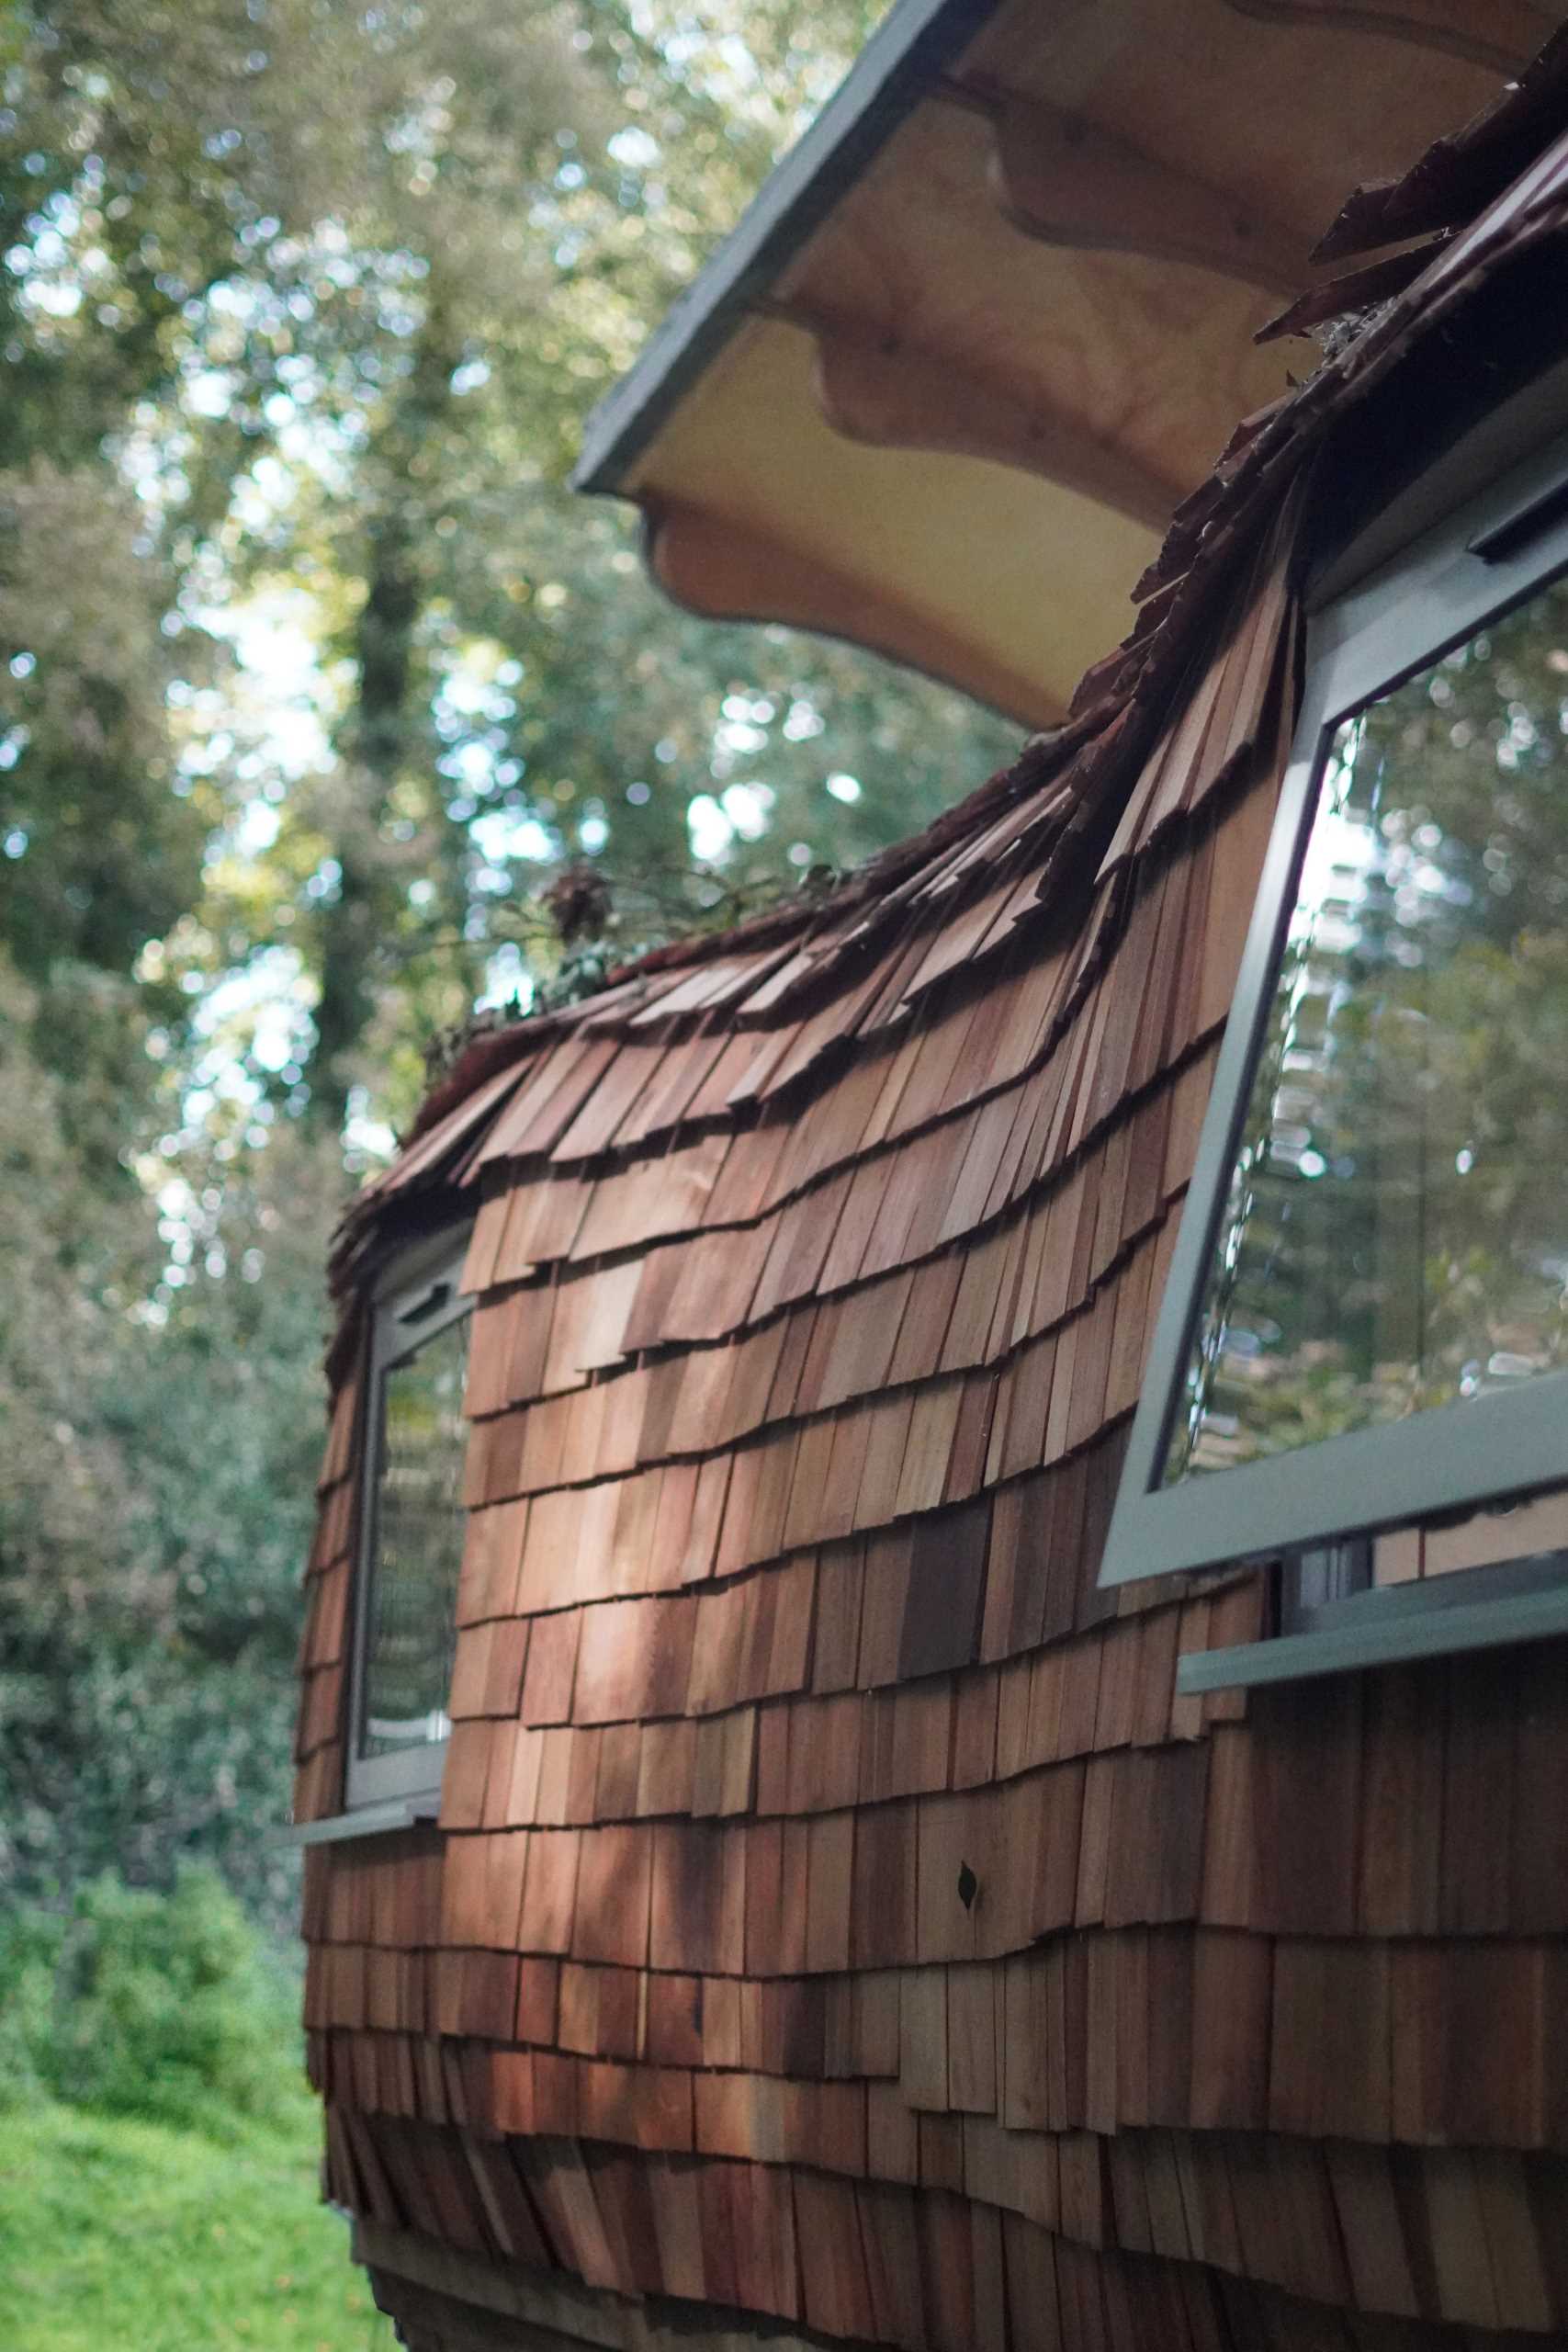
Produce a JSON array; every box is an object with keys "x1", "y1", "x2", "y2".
[
  {"x1": 344, "y1": 1233, "x2": 474, "y2": 1810},
  {"x1": 1100, "y1": 430, "x2": 1568, "y2": 1679}
]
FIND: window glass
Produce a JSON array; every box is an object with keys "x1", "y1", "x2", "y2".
[
  {"x1": 1166, "y1": 572, "x2": 1568, "y2": 1483},
  {"x1": 360, "y1": 1313, "x2": 470, "y2": 1757}
]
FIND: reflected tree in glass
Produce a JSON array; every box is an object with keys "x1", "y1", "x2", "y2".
[
  {"x1": 1167, "y1": 575, "x2": 1568, "y2": 1482},
  {"x1": 362, "y1": 1316, "x2": 470, "y2": 1753}
]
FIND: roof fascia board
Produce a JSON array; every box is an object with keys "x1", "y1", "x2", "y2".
[{"x1": 571, "y1": 0, "x2": 1009, "y2": 496}]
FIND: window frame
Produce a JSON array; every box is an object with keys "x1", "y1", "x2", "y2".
[
  {"x1": 1100, "y1": 426, "x2": 1568, "y2": 1594},
  {"x1": 342, "y1": 1227, "x2": 475, "y2": 1813}
]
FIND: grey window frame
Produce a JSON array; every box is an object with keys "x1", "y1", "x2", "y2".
[
  {"x1": 342, "y1": 1228, "x2": 474, "y2": 1813},
  {"x1": 1099, "y1": 424, "x2": 1568, "y2": 1600}
]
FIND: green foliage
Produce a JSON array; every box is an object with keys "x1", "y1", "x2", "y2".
[
  {"x1": 0, "y1": 1871, "x2": 298, "y2": 2135},
  {"x1": 0, "y1": 961, "x2": 337, "y2": 1933},
  {"x1": 3, "y1": 0, "x2": 1015, "y2": 1126},
  {"x1": 0, "y1": 462, "x2": 209, "y2": 994},
  {"x1": 0, "y1": 0, "x2": 1015, "y2": 1960},
  {"x1": 0, "y1": 1904, "x2": 59, "y2": 2107}
]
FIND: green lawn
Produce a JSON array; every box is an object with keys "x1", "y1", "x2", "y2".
[{"x1": 0, "y1": 2092, "x2": 395, "y2": 2352}]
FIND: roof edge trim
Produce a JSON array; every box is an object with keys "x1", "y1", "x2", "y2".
[{"x1": 571, "y1": 0, "x2": 1007, "y2": 497}]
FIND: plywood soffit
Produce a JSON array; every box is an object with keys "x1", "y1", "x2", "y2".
[
  {"x1": 1222, "y1": 0, "x2": 1543, "y2": 80},
  {"x1": 1313, "y1": 18, "x2": 1568, "y2": 258},
  {"x1": 575, "y1": 0, "x2": 1540, "y2": 718},
  {"x1": 967, "y1": 85, "x2": 1310, "y2": 299},
  {"x1": 782, "y1": 311, "x2": 1180, "y2": 534},
  {"x1": 642, "y1": 494, "x2": 1069, "y2": 732}
]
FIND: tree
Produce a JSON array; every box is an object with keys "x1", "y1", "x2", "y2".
[
  {"x1": 0, "y1": 0, "x2": 1020, "y2": 1936},
  {"x1": 0, "y1": 962, "x2": 339, "y2": 1934}
]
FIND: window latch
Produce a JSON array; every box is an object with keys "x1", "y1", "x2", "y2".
[
  {"x1": 1467, "y1": 477, "x2": 1568, "y2": 564},
  {"x1": 397, "y1": 1277, "x2": 452, "y2": 1328}
]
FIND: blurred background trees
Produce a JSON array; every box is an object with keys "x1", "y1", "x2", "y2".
[{"x1": 0, "y1": 0, "x2": 1015, "y2": 1933}]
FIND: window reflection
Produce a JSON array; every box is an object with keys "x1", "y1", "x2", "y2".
[
  {"x1": 361, "y1": 1315, "x2": 470, "y2": 1755},
  {"x1": 1167, "y1": 576, "x2": 1568, "y2": 1482}
]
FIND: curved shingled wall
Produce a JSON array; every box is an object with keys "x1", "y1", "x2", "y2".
[{"x1": 294, "y1": 61, "x2": 1568, "y2": 2352}]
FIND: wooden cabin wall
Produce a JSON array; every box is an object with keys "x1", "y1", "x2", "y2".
[{"x1": 293, "y1": 511, "x2": 1568, "y2": 2352}]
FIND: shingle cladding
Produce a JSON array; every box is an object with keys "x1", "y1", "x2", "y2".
[{"x1": 295, "y1": 57, "x2": 1568, "y2": 2352}]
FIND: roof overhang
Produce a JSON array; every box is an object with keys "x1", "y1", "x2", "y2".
[{"x1": 574, "y1": 0, "x2": 1551, "y2": 727}]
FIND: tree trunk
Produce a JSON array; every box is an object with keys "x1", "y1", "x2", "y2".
[{"x1": 306, "y1": 300, "x2": 459, "y2": 1134}]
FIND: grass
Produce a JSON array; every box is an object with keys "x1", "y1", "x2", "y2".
[{"x1": 0, "y1": 2086, "x2": 396, "y2": 2352}]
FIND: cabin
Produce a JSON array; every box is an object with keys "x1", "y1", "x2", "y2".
[{"x1": 292, "y1": 5, "x2": 1568, "y2": 2346}]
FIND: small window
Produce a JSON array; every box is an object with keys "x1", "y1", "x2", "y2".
[
  {"x1": 344, "y1": 1235, "x2": 473, "y2": 1809},
  {"x1": 1100, "y1": 431, "x2": 1568, "y2": 1679}
]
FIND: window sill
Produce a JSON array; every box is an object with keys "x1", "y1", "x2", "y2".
[
  {"x1": 1177, "y1": 1563, "x2": 1568, "y2": 1693},
  {"x1": 282, "y1": 1795, "x2": 442, "y2": 1847}
]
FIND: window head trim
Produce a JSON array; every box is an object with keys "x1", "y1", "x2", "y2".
[
  {"x1": 343, "y1": 1228, "x2": 473, "y2": 1811},
  {"x1": 1100, "y1": 425, "x2": 1568, "y2": 1589}
]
